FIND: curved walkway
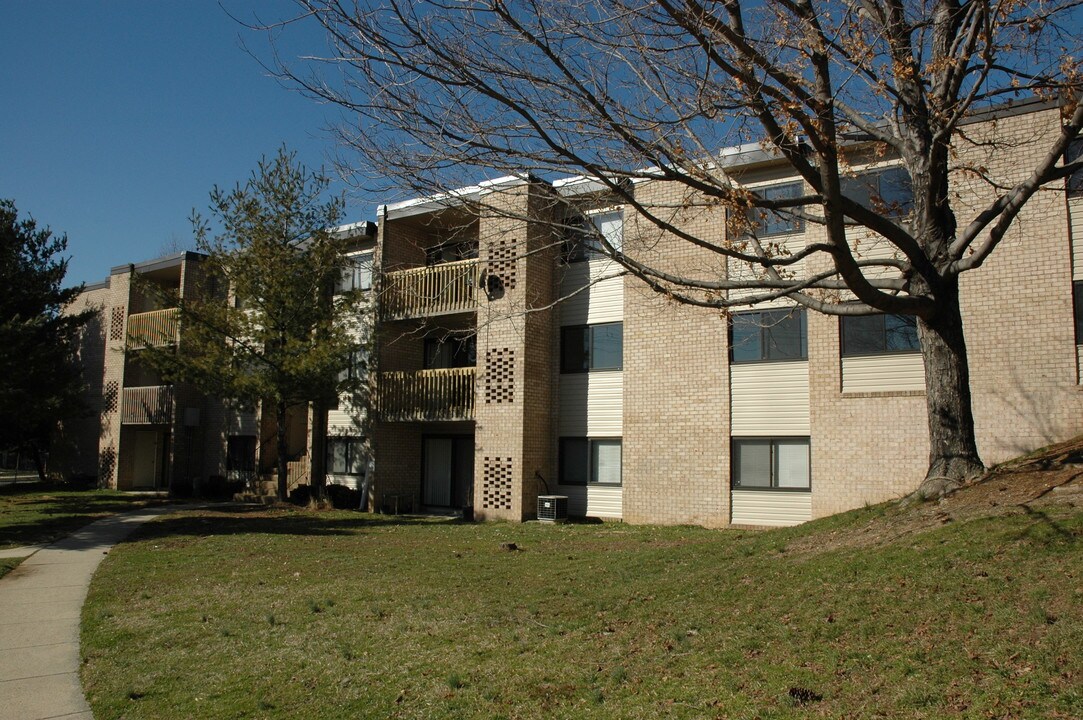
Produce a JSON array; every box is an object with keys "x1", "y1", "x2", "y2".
[{"x1": 0, "y1": 504, "x2": 196, "y2": 720}]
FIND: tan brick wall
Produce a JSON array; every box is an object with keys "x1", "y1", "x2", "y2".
[{"x1": 622, "y1": 180, "x2": 731, "y2": 526}]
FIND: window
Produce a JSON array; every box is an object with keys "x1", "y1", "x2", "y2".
[
  {"x1": 560, "y1": 322, "x2": 623, "y2": 372},
  {"x1": 559, "y1": 438, "x2": 622, "y2": 486},
  {"x1": 327, "y1": 437, "x2": 365, "y2": 475},
  {"x1": 840, "y1": 167, "x2": 913, "y2": 217},
  {"x1": 425, "y1": 241, "x2": 478, "y2": 265},
  {"x1": 226, "y1": 436, "x2": 257, "y2": 480},
  {"x1": 424, "y1": 335, "x2": 476, "y2": 369},
  {"x1": 563, "y1": 210, "x2": 623, "y2": 262},
  {"x1": 732, "y1": 438, "x2": 810, "y2": 490},
  {"x1": 730, "y1": 308, "x2": 807, "y2": 363},
  {"x1": 331, "y1": 349, "x2": 366, "y2": 410},
  {"x1": 335, "y1": 252, "x2": 373, "y2": 294},
  {"x1": 1074, "y1": 281, "x2": 1083, "y2": 344},
  {"x1": 840, "y1": 314, "x2": 920, "y2": 356},
  {"x1": 746, "y1": 182, "x2": 804, "y2": 237},
  {"x1": 1068, "y1": 139, "x2": 1083, "y2": 199}
]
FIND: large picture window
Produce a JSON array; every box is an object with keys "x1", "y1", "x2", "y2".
[
  {"x1": 746, "y1": 182, "x2": 804, "y2": 237},
  {"x1": 840, "y1": 314, "x2": 920, "y2": 356},
  {"x1": 840, "y1": 167, "x2": 913, "y2": 217},
  {"x1": 424, "y1": 335, "x2": 476, "y2": 369},
  {"x1": 561, "y1": 322, "x2": 623, "y2": 373},
  {"x1": 730, "y1": 308, "x2": 807, "y2": 363},
  {"x1": 732, "y1": 438, "x2": 810, "y2": 490},
  {"x1": 559, "y1": 438, "x2": 622, "y2": 486},
  {"x1": 327, "y1": 437, "x2": 365, "y2": 476}
]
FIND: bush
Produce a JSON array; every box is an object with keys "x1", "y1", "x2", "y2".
[
  {"x1": 326, "y1": 483, "x2": 361, "y2": 509},
  {"x1": 289, "y1": 484, "x2": 312, "y2": 506},
  {"x1": 201, "y1": 475, "x2": 244, "y2": 500}
]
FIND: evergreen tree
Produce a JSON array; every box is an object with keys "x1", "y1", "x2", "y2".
[
  {"x1": 140, "y1": 148, "x2": 368, "y2": 501},
  {"x1": 0, "y1": 200, "x2": 93, "y2": 481}
]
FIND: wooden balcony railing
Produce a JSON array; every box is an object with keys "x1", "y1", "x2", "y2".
[
  {"x1": 381, "y1": 259, "x2": 479, "y2": 320},
  {"x1": 121, "y1": 385, "x2": 174, "y2": 424},
  {"x1": 377, "y1": 367, "x2": 476, "y2": 421},
  {"x1": 127, "y1": 308, "x2": 180, "y2": 348}
]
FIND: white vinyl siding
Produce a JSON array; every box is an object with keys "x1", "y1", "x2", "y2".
[
  {"x1": 328, "y1": 408, "x2": 363, "y2": 433},
  {"x1": 731, "y1": 490, "x2": 812, "y2": 526},
  {"x1": 559, "y1": 258, "x2": 624, "y2": 326},
  {"x1": 1069, "y1": 197, "x2": 1083, "y2": 280},
  {"x1": 841, "y1": 354, "x2": 925, "y2": 393},
  {"x1": 730, "y1": 361, "x2": 810, "y2": 435},
  {"x1": 558, "y1": 373, "x2": 623, "y2": 435},
  {"x1": 1078, "y1": 343, "x2": 1083, "y2": 386},
  {"x1": 560, "y1": 484, "x2": 623, "y2": 519}
]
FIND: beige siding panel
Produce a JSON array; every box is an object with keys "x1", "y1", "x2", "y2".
[
  {"x1": 1078, "y1": 344, "x2": 1082, "y2": 385},
  {"x1": 730, "y1": 361, "x2": 810, "y2": 435},
  {"x1": 559, "y1": 259, "x2": 624, "y2": 326},
  {"x1": 556, "y1": 484, "x2": 623, "y2": 519},
  {"x1": 1070, "y1": 198, "x2": 1083, "y2": 280},
  {"x1": 327, "y1": 474, "x2": 363, "y2": 491},
  {"x1": 730, "y1": 490, "x2": 812, "y2": 526},
  {"x1": 728, "y1": 234, "x2": 807, "y2": 307},
  {"x1": 328, "y1": 409, "x2": 364, "y2": 433},
  {"x1": 841, "y1": 354, "x2": 925, "y2": 393},
  {"x1": 558, "y1": 372, "x2": 623, "y2": 435}
]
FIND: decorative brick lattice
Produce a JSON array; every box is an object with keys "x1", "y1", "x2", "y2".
[
  {"x1": 487, "y1": 238, "x2": 517, "y2": 290},
  {"x1": 103, "y1": 381, "x2": 119, "y2": 413},
  {"x1": 99, "y1": 447, "x2": 116, "y2": 482},
  {"x1": 484, "y1": 348, "x2": 515, "y2": 404},
  {"x1": 481, "y1": 456, "x2": 513, "y2": 510},
  {"x1": 109, "y1": 307, "x2": 126, "y2": 341}
]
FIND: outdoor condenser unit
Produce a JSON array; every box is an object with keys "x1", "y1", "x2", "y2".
[{"x1": 537, "y1": 495, "x2": 568, "y2": 523}]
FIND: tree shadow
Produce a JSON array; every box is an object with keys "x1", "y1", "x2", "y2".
[
  {"x1": 119, "y1": 506, "x2": 460, "y2": 544},
  {"x1": 1015, "y1": 504, "x2": 1079, "y2": 548}
]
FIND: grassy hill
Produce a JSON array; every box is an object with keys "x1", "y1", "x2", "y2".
[{"x1": 81, "y1": 443, "x2": 1083, "y2": 719}]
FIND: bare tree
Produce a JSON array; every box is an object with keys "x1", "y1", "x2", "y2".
[{"x1": 269, "y1": 0, "x2": 1083, "y2": 496}]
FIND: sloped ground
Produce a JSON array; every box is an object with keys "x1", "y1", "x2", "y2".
[
  {"x1": 79, "y1": 446, "x2": 1082, "y2": 719},
  {"x1": 791, "y1": 434, "x2": 1083, "y2": 556}
]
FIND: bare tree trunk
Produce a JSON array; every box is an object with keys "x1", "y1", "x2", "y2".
[
  {"x1": 916, "y1": 281, "x2": 984, "y2": 498},
  {"x1": 30, "y1": 445, "x2": 46, "y2": 483},
  {"x1": 276, "y1": 401, "x2": 289, "y2": 502},
  {"x1": 310, "y1": 400, "x2": 328, "y2": 503}
]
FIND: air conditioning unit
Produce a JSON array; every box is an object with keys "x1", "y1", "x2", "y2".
[{"x1": 537, "y1": 495, "x2": 568, "y2": 523}]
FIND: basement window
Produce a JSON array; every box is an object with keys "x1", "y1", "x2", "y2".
[
  {"x1": 731, "y1": 438, "x2": 810, "y2": 491},
  {"x1": 559, "y1": 438, "x2": 622, "y2": 486}
]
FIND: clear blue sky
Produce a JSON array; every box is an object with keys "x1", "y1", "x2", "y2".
[{"x1": 0, "y1": 1, "x2": 365, "y2": 287}]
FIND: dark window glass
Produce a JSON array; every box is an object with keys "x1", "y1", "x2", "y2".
[
  {"x1": 841, "y1": 314, "x2": 920, "y2": 356},
  {"x1": 425, "y1": 241, "x2": 478, "y2": 266},
  {"x1": 561, "y1": 323, "x2": 622, "y2": 372},
  {"x1": 558, "y1": 438, "x2": 589, "y2": 485},
  {"x1": 732, "y1": 438, "x2": 810, "y2": 490},
  {"x1": 729, "y1": 308, "x2": 807, "y2": 363},
  {"x1": 1068, "y1": 140, "x2": 1083, "y2": 199},
  {"x1": 563, "y1": 211, "x2": 623, "y2": 262},
  {"x1": 559, "y1": 438, "x2": 622, "y2": 486},
  {"x1": 841, "y1": 167, "x2": 913, "y2": 217},
  {"x1": 226, "y1": 436, "x2": 256, "y2": 473},
  {"x1": 747, "y1": 182, "x2": 804, "y2": 237},
  {"x1": 327, "y1": 437, "x2": 365, "y2": 475},
  {"x1": 424, "y1": 336, "x2": 476, "y2": 369},
  {"x1": 1074, "y1": 281, "x2": 1083, "y2": 344}
]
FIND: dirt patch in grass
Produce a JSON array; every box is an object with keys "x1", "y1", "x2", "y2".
[{"x1": 790, "y1": 435, "x2": 1083, "y2": 556}]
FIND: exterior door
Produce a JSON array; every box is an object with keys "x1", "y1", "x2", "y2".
[
  {"x1": 422, "y1": 436, "x2": 475, "y2": 509},
  {"x1": 132, "y1": 430, "x2": 163, "y2": 489}
]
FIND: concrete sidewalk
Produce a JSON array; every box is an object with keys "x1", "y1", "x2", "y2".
[{"x1": 0, "y1": 505, "x2": 194, "y2": 720}]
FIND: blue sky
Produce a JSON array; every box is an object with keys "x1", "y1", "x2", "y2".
[{"x1": 0, "y1": 1, "x2": 366, "y2": 287}]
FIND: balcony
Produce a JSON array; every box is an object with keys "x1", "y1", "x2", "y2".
[
  {"x1": 381, "y1": 259, "x2": 479, "y2": 320},
  {"x1": 378, "y1": 367, "x2": 475, "y2": 421},
  {"x1": 127, "y1": 308, "x2": 180, "y2": 348},
  {"x1": 121, "y1": 385, "x2": 174, "y2": 424}
]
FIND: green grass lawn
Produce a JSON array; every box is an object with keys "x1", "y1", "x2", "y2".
[
  {"x1": 0, "y1": 482, "x2": 167, "y2": 549},
  {"x1": 80, "y1": 499, "x2": 1083, "y2": 719}
]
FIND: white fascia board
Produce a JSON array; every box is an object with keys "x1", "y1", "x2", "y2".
[{"x1": 383, "y1": 174, "x2": 533, "y2": 220}]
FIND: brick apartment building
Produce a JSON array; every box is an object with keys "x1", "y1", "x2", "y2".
[{"x1": 58, "y1": 100, "x2": 1083, "y2": 527}]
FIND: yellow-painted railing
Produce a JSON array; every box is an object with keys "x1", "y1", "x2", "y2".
[
  {"x1": 381, "y1": 259, "x2": 479, "y2": 319},
  {"x1": 127, "y1": 308, "x2": 180, "y2": 348},
  {"x1": 121, "y1": 385, "x2": 174, "y2": 424},
  {"x1": 378, "y1": 367, "x2": 475, "y2": 421}
]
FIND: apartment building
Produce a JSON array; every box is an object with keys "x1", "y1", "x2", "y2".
[
  {"x1": 367, "y1": 100, "x2": 1083, "y2": 526},
  {"x1": 57, "y1": 223, "x2": 378, "y2": 495}
]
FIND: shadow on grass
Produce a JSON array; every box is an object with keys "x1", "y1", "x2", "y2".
[
  {"x1": 1017, "y1": 504, "x2": 1079, "y2": 548},
  {"x1": 120, "y1": 506, "x2": 460, "y2": 545},
  {"x1": 0, "y1": 485, "x2": 171, "y2": 548}
]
